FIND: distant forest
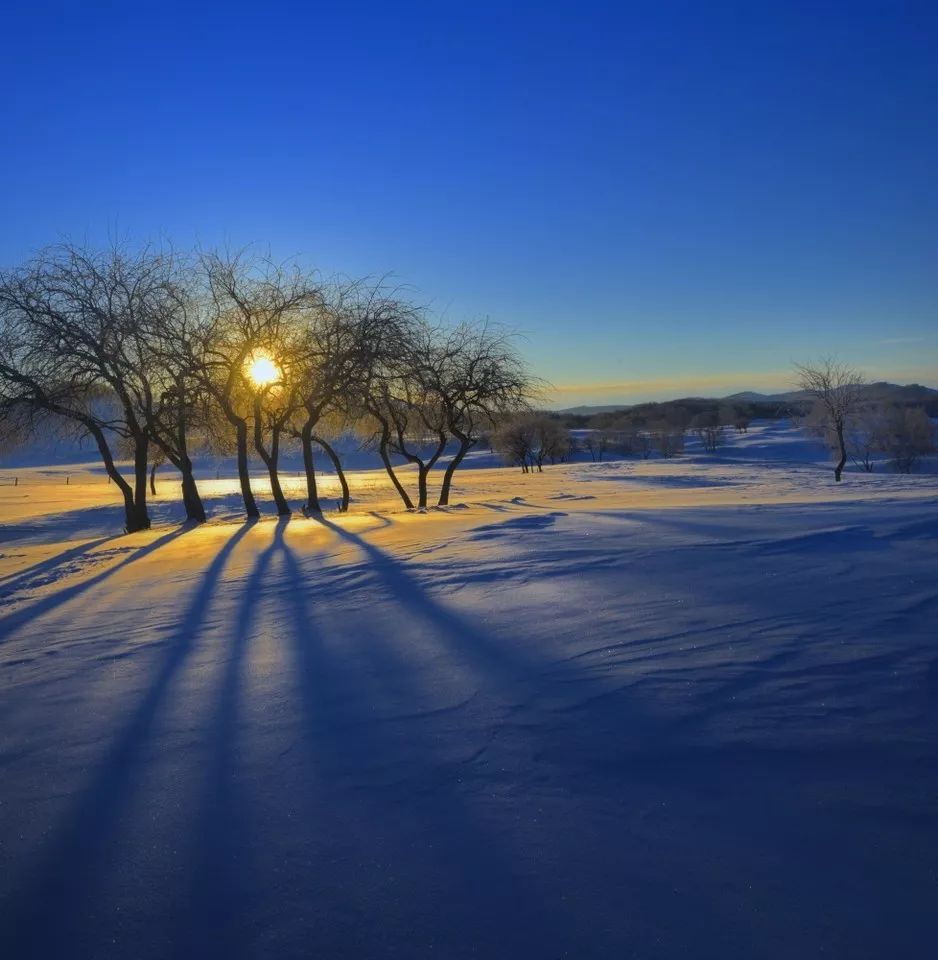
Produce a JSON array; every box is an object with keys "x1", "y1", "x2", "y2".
[{"x1": 552, "y1": 382, "x2": 938, "y2": 432}]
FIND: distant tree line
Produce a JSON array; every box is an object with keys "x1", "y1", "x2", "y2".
[
  {"x1": 0, "y1": 243, "x2": 535, "y2": 531},
  {"x1": 489, "y1": 405, "x2": 738, "y2": 471},
  {"x1": 553, "y1": 398, "x2": 781, "y2": 434},
  {"x1": 493, "y1": 400, "x2": 754, "y2": 471},
  {"x1": 489, "y1": 360, "x2": 935, "y2": 478}
]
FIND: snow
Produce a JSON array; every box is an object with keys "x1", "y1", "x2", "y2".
[{"x1": 1, "y1": 422, "x2": 937, "y2": 957}]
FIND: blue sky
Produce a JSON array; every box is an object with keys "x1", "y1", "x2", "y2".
[{"x1": 2, "y1": 1, "x2": 936, "y2": 404}]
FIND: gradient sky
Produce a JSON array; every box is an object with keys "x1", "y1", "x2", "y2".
[{"x1": 2, "y1": 1, "x2": 937, "y2": 405}]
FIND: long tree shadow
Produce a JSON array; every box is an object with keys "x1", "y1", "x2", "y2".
[
  {"x1": 313, "y1": 515, "x2": 546, "y2": 686},
  {"x1": 310, "y1": 515, "x2": 727, "y2": 775},
  {"x1": 0, "y1": 533, "x2": 123, "y2": 592},
  {"x1": 2, "y1": 521, "x2": 254, "y2": 959},
  {"x1": 0, "y1": 525, "x2": 194, "y2": 641},
  {"x1": 177, "y1": 520, "x2": 286, "y2": 957},
  {"x1": 270, "y1": 520, "x2": 576, "y2": 957}
]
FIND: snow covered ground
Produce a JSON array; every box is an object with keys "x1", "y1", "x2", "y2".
[{"x1": 1, "y1": 423, "x2": 937, "y2": 958}]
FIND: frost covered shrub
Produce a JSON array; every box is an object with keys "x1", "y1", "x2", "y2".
[{"x1": 881, "y1": 407, "x2": 935, "y2": 473}]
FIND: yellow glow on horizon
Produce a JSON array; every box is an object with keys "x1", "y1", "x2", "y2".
[{"x1": 246, "y1": 352, "x2": 280, "y2": 388}]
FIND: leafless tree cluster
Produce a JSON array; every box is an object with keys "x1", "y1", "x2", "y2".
[
  {"x1": 581, "y1": 430, "x2": 629, "y2": 462},
  {"x1": 579, "y1": 430, "x2": 606, "y2": 462},
  {"x1": 492, "y1": 415, "x2": 570, "y2": 472},
  {"x1": 652, "y1": 426, "x2": 685, "y2": 458},
  {"x1": 796, "y1": 358, "x2": 934, "y2": 477},
  {"x1": 690, "y1": 410, "x2": 724, "y2": 453},
  {"x1": 0, "y1": 243, "x2": 534, "y2": 530}
]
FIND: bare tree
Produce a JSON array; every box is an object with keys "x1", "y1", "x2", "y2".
[
  {"x1": 191, "y1": 251, "x2": 317, "y2": 518},
  {"x1": 351, "y1": 293, "x2": 435, "y2": 509},
  {"x1": 383, "y1": 326, "x2": 450, "y2": 510},
  {"x1": 580, "y1": 430, "x2": 614, "y2": 462},
  {"x1": 581, "y1": 431, "x2": 601, "y2": 462},
  {"x1": 493, "y1": 416, "x2": 535, "y2": 471},
  {"x1": 0, "y1": 244, "x2": 177, "y2": 531},
  {"x1": 794, "y1": 358, "x2": 866, "y2": 481},
  {"x1": 494, "y1": 414, "x2": 567, "y2": 472},
  {"x1": 652, "y1": 423, "x2": 684, "y2": 458},
  {"x1": 534, "y1": 416, "x2": 570, "y2": 467},
  {"x1": 691, "y1": 410, "x2": 723, "y2": 453},
  {"x1": 136, "y1": 265, "x2": 213, "y2": 523},
  {"x1": 434, "y1": 322, "x2": 533, "y2": 505},
  {"x1": 290, "y1": 282, "x2": 367, "y2": 513}
]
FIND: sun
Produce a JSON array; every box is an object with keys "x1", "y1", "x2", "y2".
[{"x1": 246, "y1": 352, "x2": 280, "y2": 388}]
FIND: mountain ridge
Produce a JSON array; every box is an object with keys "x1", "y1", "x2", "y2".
[{"x1": 556, "y1": 382, "x2": 938, "y2": 416}]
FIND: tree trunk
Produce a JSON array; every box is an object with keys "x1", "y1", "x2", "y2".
[
  {"x1": 266, "y1": 463, "x2": 291, "y2": 515},
  {"x1": 254, "y1": 419, "x2": 291, "y2": 518},
  {"x1": 834, "y1": 425, "x2": 847, "y2": 482},
  {"x1": 131, "y1": 436, "x2": 152, "y2": 531},
  {"x1": 379, "y1": 437, "x2": 414, "y2": 509},
  {"x1": 149, "y1": 439, "x2": 206, "y2": 525},
  {"x1": 313, "y1": 436, "x2": 349, "y2": 512},
  {"x1": 438, "y1": 439, "x2": 472, "y2": 506},
  {"x1": 173, "y1": 384, "x2": 206, "y2": 523},
  {"x1": 180, "y1": 462, "x2": 206, "y2": 523},
  {"x1": 417, "y1": 466, "x2": 429, "y2": 509},
  {"x1": 416, "y1": 432, "x2": 448, "y2": 510},
  {"x1": 253, "y1": 399, "x2": 290, "y2": 517},
  {"x1": 300, "y1": 420, "x2": 321, "y2": 514},
  {"x1": 89, "y1": 422, "x2": 140, "y2": 532},
  {"x1": 236, "y1": 421, "x2": 260, "y2": 518}
]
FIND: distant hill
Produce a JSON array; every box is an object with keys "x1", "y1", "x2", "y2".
[
  {"x1": 724, "y1": 382, "x2": 938, "y2": 404},
  {"x1": 721, "y1": 391, "x2": 773, "y2": 403},
  {"x1": 558, "y1": 382, "x2": 938, "y2": 417},
  {"x1": 556, "y1": 404, "x2": 634, "y2": 415}
]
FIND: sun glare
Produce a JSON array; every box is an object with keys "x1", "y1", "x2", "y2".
[{"x1": 247, "y1": 352, "x2": 280, "y2": 388}]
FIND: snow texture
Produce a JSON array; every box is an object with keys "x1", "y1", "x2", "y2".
[{"x1": 1, "y1": 423, "x2": 937, "y2": 958}]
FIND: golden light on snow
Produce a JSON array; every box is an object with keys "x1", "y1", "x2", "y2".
[{"x1": 246, "y1": 352, "x2": 280, "y2": 388}]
